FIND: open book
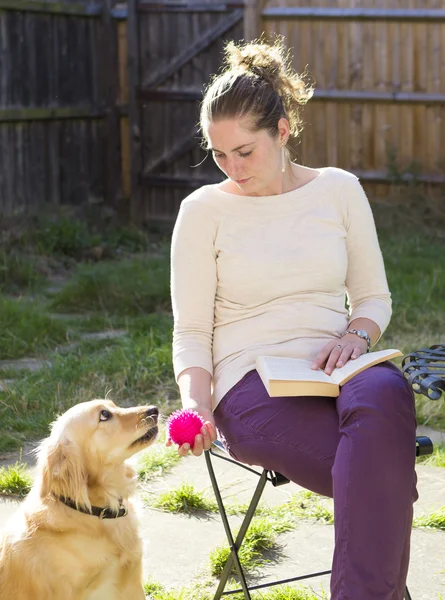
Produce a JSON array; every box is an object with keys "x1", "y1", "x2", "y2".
[{"x1": 255, "y1": 349, "x2": 402, "y2": 397}]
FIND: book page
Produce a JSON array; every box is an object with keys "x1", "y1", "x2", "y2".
[
  {"x1": 257, "y1": 356, "x2": 334, "y2": 383},
  {"x1": 330, "y1": 349, "x2": 402, "y2": 384}
]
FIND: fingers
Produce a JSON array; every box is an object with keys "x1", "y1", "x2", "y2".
[
  {"x1": 324, "y1": 345, "x2": 352, "y2": 375},
  {"x1": 324, "y1": 344, "x2": 363, "y2": 375},
  {"x1": 205, "y1": 421, "x2": 218, "y2": 443},
  {"x1": 175, "y1": 422, "x2": 217, "y2": 457},
  {"x1": 311, "y1": 344, "x2": 334, "y2": 371},
  {"x1": 311, "y1": 353, "x2": 328, "y2": 371},
  {"x1": 312, "y1": 342, "x2": 365, "y2": 375}
]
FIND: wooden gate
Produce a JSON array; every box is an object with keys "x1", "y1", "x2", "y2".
[{"x1": 127, "y1": 0, "x2": 244, "y2": 224}]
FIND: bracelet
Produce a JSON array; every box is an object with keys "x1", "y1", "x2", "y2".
[{"x1": 341, "y1": 329, "x2": 371, "y2": 352}]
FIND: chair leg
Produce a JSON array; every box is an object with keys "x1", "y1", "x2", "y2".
[
  {"x1": 205, "y1": 451, "x2": 268, "y2": 599},
  {"x1": 404, "y1": 586, "x2": 413, "y2": 600}
]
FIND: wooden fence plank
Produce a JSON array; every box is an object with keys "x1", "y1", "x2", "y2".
[
  {"x1": 0, "y1": 0, "x2": 102, "y2": 17},
  {"x1": 244, "y1": 0, "x2": 263, "y2": 41},
  {"x1": 141, "y1": 174, "x2": 216, "y2": 187},
  {"x1": 101, "y1": 0, "x2": 120, "y2": 208},
  {"x1": 0, "y1": 106, "x2": 105, "y2": 122},
  {"x1": 354, "y1": 170, "x2": 445, "y2": 184},
  {"x1": 127, "y1": 0, "x2": 142, "y2": 219},
  {"x1": 143, "y1": 130, "x2": 198, "y2": 174},
  {"x1": 145, "y1": 9, "x2": 243, "y2": 88},
  {"x1": 136, "y1": 3, "x2": 244, "y2": 14},
  {"x1": 263, "y1": 7, "x2": 445, "y2": 22},
  {"x1": 138, "y1": 88, "x2": 202, "y2": 102},
  {"x1": 137, "y1": 87, "x2": 445, "y2": 104}
]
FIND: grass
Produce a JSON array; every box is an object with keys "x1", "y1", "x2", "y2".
[
  {"x1": 417, "y1": 445, "x2": 445, "y2": 468},
  {"x1": 49, "y1": 256, "x2": 170, "y2": 316},
  {"x1": 0, "y1": 296, "x2": 71, "y2": 360},
  {"x1": 381, "y1": 229, "x2": 445, "y2": 338},
  {"x1": 373, "y1": 227, "x2": 445, "y2": 430},
  {"x1": 145, "y1": 483, "x2": 218, "y2": 513},
  {"x1": 0, "y1": 250, "x2": 45, "y2": 293},
  {"x1": 239, "y1": 587, "x2": 326, "y2": 600},
  {"x1": 283, "y1": 491, "x2": 334, "y2": 524},
  {"x1": 210, "y1": 516, "x2": 284, "y2": 577},
  {"x1": 143, "y1": 580, "x2": 325, "y2": 600},
  {"x1": 413, "y1": 507, "x2": 445, "y2": 530},
  {"x1": 0, "y1": 213, "x2": 444, "y2": 453},
  {"x1": 136, "y1": 429, "x2": 182, "y2": 481},
  {"x1": 0, "y1": 315, "x2": 177, "y2": 452},
  {"x1": 10, "y1": 214, "x2": 153, "y2": 260},
  {"x1": 0, "y1": 462, "x2": 33, "y2": 497},
  {"x1": 377, "y1": 229, "x2": 445, "y2": 354}
]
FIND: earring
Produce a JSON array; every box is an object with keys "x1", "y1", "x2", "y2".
[{"x1": 281, "y1": 143, "x2": 286, "y2": 173}]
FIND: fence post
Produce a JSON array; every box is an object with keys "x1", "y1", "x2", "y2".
[
  {"x1": 127, "y1": 0, "x2": 143, "y2": 222},
  {"x1": 244, "y1": 0, "x2": 263, "y2": 41},
  {"x1": 101, "y1": 0, "x2": 121, "y2": 210}
]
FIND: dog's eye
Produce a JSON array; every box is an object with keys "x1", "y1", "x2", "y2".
[{"x1": 99, "y1": 409, "x2": 112, "y2": 422}]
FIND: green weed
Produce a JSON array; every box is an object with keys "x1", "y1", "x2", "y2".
[
  {"x1": 0, "y1": 462, "x2": 33, "y2": 497},
  {"x1": 143, "y1": 580, "x2": 216, "y2": 600},
  {"x1": 137, "y1": 440, "x2": 182, "y2": 481},
  {"x1": 417, "y1": 445, "x2": 445, "y2": 468},
  {"x1": 145, "y1": 483, "x2": 217, "y2": 514},
  {"x1": 414, "y1": 508, "x2": 445, "y2": 530},
  {"x1": 284, "y1": 491, "x2": 334, "y2": 524},
  {"x1": 142, "y1": 580, "x2": 324, "y2": 600},
  {"x1": 210, "y1": 516, "x2": 285, "y2": 577}
]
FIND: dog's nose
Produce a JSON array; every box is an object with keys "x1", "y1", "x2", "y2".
[{"x1": 145, "y1": 406, "x2": 158, "y2": 422}]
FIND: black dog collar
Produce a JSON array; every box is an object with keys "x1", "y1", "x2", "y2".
[{"x1": 57, "y1": 495, "x2": 128, "y2": 519}]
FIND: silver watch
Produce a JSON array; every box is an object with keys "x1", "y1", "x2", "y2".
[{"x1": 342, "y1": 329, "x2": 371, "y2": 352}]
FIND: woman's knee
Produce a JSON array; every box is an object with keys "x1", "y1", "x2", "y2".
[{"x1": 338, "y1": 363, "x2": 416, "y2": 427}]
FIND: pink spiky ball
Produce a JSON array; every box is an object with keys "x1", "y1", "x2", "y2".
[{"x1": 167, "y1": 409, "x2": 205, "y2": 448}]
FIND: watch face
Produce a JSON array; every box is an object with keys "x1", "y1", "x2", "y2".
[{"x1": 356, "y1": 330, "x2": 367, "y2": 337}]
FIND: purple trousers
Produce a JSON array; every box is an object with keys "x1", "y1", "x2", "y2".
[{"x1": 214, "y1": 361, "x2": 418, "y2": 600}]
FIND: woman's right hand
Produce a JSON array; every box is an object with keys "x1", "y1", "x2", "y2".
[{"x1": 165, "y1": 407, "x2": 217, "y2": 457}]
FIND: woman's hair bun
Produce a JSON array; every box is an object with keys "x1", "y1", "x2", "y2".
[{"x1": 222, "y1": 36, "x2": 314, "y2": 105}]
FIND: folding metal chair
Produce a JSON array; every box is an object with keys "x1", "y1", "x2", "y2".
[{"x1": 205, "y1": 435, "x2": 434, "y2": 600}]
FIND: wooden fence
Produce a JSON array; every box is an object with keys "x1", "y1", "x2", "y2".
[
  {"x1": 1, "y1": 0, "x2": 444, "y2": 222},
  {"x1": 251, "y1": 0, "x2": 445, "y2": 199},
  {"x1": 126, "y1": 0, "x2": 244, "y2": 221},
  {"x1": 130, "y1": 0, "x2": 445, "y2": 222},
  {"x1": 0, "y1": 0, "x2": 121, "y2": 216}
]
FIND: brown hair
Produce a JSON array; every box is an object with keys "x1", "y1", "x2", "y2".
[{"x1": 200, "y1": 36, "x2": 314, "y2": 159}]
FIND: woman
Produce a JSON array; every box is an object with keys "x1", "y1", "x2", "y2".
[{"x1": 169, "y1": 38, "x2": 417, "y2": 600}]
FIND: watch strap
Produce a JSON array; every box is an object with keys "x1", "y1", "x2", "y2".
[{"x1": 342, "y1": 329, "x2": 371, "y2": 352}]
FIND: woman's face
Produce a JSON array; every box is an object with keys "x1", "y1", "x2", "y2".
[{"x1": 206, "y1": 116, "x2": 287, "y2": 196}]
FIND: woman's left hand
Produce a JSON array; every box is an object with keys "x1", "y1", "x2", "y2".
[{"x1": 311, "y1": 334, "x2": 368, "y2": 375}]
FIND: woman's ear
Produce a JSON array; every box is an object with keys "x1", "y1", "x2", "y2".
[
  {"x1": 38, "y1": 437, "x2": 90, "y2": 511},
  {"x1": 277, "y1": 117, "x2": 290, "y2": 145}
]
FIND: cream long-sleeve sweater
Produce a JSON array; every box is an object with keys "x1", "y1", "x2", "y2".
[{"x1": 170, "y1": 167, "x2": 392, "y2": 410}]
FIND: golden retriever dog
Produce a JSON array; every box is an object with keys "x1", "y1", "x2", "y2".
[{"x1": 0, "y1": 399, "x2": 158, "y2": 600}]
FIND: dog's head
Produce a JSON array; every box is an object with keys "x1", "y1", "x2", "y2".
[{"x1": 37, "y1": 400, "x2": 158, "y2": 509}]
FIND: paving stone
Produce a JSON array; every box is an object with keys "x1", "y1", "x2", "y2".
[{"x1": 0, "y1": 358, "x2": 51, "y2": 372}]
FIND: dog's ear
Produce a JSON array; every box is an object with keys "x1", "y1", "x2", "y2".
[{"x1": 38, "y1": 437, "x2": 90, "y2": 511}]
